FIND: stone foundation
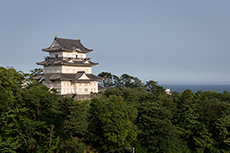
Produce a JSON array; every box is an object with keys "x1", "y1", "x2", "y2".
[{"x1": 62, "y1": 93, "x2": 103, "y2": 101}]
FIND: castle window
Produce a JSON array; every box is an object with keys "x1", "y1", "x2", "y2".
[{"x1": 85, "y1": 89, "x2": 88, "y2": 92}]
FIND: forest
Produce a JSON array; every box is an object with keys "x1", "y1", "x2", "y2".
[{"x1": 0, "y1": 67, "x2": 230, "y2": 153}]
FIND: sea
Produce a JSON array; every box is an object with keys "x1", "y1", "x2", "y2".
[{"x1": 161, "y1": 84, "x2": 230, "y2": 93}]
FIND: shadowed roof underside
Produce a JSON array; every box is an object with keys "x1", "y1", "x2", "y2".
[
  {"x1": 36, "y1": 58, "x2": 98, "y2": 66},
  {"x1": 33, "y1": 71, "x2": 103, "y2": 82}
]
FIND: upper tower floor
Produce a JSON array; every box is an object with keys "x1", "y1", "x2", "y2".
[
  {"x1": 37, "y1": 37, "x2": 98, "y2": 72},
  {"x1": 42, "y1": 37, "x2": 93, "y2": 59}
]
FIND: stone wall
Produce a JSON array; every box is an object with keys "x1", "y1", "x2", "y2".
[{"x1": 62, "y1": 93, "x2": 102, "y2": 101}]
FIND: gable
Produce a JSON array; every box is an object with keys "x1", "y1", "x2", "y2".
[
  {"x1": 79, "y1": 73, "x2": 90, "y2": 80},
  {"x1": 51, "y1": 41, "x2": 61, "y2": 48}
]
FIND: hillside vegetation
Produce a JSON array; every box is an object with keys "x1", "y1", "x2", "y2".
[{"x1": 1, "y1": 67, "x2": 230, "y2": 153}]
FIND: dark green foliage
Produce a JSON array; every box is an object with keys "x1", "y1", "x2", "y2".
[
  {"x1": 137, "y1": 101, "x2": 177, "y2": 152},
  {"x1": 98, "y1": 72, "x2": 143, "y2": 89},
  {"x1": 88, "y1": 95, "x2": 138, "y2": 152},
  {"x1": 145, "y1": 80, "x2": 165, "y2": 96},
  {"x1": 120, "y1": 74, "x2": 143, "y2": 88},
  {"x1": 1, "y1": 68, "x2": 230, "y2": 152},
  {"x1": 30, "y1": 68, "x2": 43, "y2": 77},
  {"x1": 214, "y1": 115, "x2": 230, "y2": 152},
  {"x1": 98, "y1": 72, "x2": 120, "y2": 89},
  {"x1": 58, "y1": 97, "x2": 90, "y2": 137},
  {"x1": 0, "y1": 67, "x2": 24, "y2": 112},
  {"x1": 0, "y1": 67, "x2": 89, "y2": 152}
]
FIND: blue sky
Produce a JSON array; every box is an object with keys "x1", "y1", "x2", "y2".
[{"x1": 1, "y1": 0, "x2": 230, "y2": 84}]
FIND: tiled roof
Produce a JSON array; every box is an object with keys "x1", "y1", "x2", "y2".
[
  {"x1": 34, "y1": 71, "x2": 103, "y2": 82},
  {"x1": 37, "y1": 58, "x2": 98, "y2": 66},
  {"x1": 42, "y1": 37, "x2": 93, "y2": 53}
]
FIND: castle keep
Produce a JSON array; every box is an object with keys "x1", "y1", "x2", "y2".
[{"x1": 34, "y1": 37, "x2": 103, "y2": 96}]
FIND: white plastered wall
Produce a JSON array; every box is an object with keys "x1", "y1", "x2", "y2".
[
  {"x1": 42, "y1": 80, "x2": 98, "y2": 95},
  {"x1": 75, "y1": 81, "x2": 98, "y2": 95},
  {"x1": 44, "y1": 65, "x2": 91, "y2": 74},
  {"x1": 49, "y1": 52, "x2": 86, "y2": 59},
  {"x1": 49, "y1": 52, "x2": 63, "y2": 57},
  {"x1": 44, "y1": 65, "x2": 62, "y2": 73},
  {"x1": 61, "y1": 81, "x2": 75, "y2": 95},
  {"x1": 52, "y1": 81, "x2": 61, "y2": 93},
  {"x1": 62, "y1": 65, "x2": 92, "y2": 74}
]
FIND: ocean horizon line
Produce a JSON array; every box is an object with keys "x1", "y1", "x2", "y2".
[{"x1": 160, "y1": 84, "x2": 230, "y2": 93}]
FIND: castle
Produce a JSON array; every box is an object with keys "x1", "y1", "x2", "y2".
[{"x1": 34, "y1": 37, "x2": 103, "y2": 96}]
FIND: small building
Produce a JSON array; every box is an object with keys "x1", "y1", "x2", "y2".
[
  {"x1": 165, "y1": 89, "x2": 171, "y2": 95},
  {"x1": 34, "y1": 37, "x2": 103, "y2": 96}
]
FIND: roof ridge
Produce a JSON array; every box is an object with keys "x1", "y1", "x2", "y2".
[{"x1": 55, "y1": 37, "x2": 80, "y2": 41}]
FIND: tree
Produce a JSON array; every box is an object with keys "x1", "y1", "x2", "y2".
[
  {"x1": 0, "y1": 67, "x2": 25, "y2": 111},
  {"x1": 0, "y1": 107, "x2": 36, "y2": 152},
  {"x1": 145, "y1": 80, "x2": 166, "y2": 97},
  {"x1": 173, "y1": 90, "x2": 213, "y2": 152},
  {"x1": 137, "y1": 100, "x2": 178, "y2": 152},
  {"x1": 88, "y1": 95, "x2": 138, "y2": 152},
  {"x1": 0, "y1": 67, "x2": 30, "y2": 152},
  {"x1": 214, "y1": 115, "x2": 230, "y2": 152},
  {"x1": 58, "y1": 97, "x2": 90, "y2": 138},
  {"x1": 30, "y1": 68, "x2": 43, "y2": 77},
  {"x1": 98, "y1": 72, "x2": 120, "y2": 89},
  {"x1": 120, "y1": 74, "x2": 143, "y2": 88}
]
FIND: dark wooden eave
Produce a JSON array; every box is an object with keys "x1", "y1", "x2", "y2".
[
  {"x1": 36, "y1": 58, "x2": 98, "y2": 66},
  {"x1": 33, "y1": 71, "x2": 104, "y2": 82}
]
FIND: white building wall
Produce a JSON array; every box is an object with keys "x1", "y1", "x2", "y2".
[
  {"x1": 76, "y1": 53, "x2": 86, "y2": 59},
  {"x1": 62, "y1": 65, "x2": 92, "y2": 74},
  {"x1": 63, "y1": 52, "x2": 86, "y2": 59},
  {"x1": 44, "y1": 65, "x2": 62, "y2": 73},
  {"x1": 49, "y1": 52, "x2": 86, "y2": 59},
  {"x1": 56, "y1": 81, "x2": 97, "y2": 95},
  {"x1": 61, "y1": 81, "x2": 75, "y2": 95},
  {"x1": 53, "y1": 81, "x2": 61, "y2": 93},
  {"x1": 49, "y1": 52, "x2": 63, "y2": 57},
  {"x1": 75, "y1": 81, "x2": 98, "y2": 95},
  {"x1": 44, "y1": 65, "x2": 91, "y2": 74}
]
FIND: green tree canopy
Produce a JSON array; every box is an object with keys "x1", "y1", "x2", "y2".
[{"x1": 88, "y1": 95, "x2": 138, "y2": 152}]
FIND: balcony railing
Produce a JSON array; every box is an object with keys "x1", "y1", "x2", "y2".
[{"x1": 44, "y1": 56, "x2": 90, "y2": 61}]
